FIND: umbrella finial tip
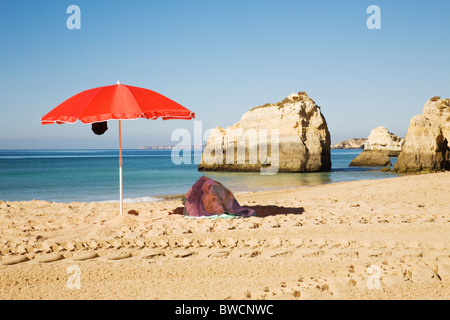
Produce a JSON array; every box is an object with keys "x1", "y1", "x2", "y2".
[{"x1": 117, "y1": 81, "x2": 121, "y2": 85}]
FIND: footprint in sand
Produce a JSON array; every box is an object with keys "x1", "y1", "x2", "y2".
[
  {"x1": 199, "y1": 238, "x2": 215, "y2": 248},
  {"x1": 177, "y1": 238, "x2": 193, "y2": 248},
  {"x1": 71, "y1": 252, "x2": 100, "y2": 261},
  {"x1": 270, "y1": 251, "x2": 293, "y2": 258},
  {"x1": 239, "y1": 250, "x2": 261, "y2": 258},
  {"x1": 37, "y1": 253, "x2": 65, "y2": 263},
  {"x1": 140, "y1": 250, "x2": 165, "y2": 259},
  {"x1": 2, "y1": 255, "x2": 29, "y2": 265},
  {"x1": 208, "y1": 251, "x2": 230, "y2": 258},
  {"x1": 244, "y1": 238, "x2": 260, "y2": 248},
  {"x1": 173, "y1": 250, "x2": 196, "y2": 258},
  {"x1": 107, "y1": 252, "x2": 133, "y2": 260},
  {"x1": 220, "y1": 238, "x2": 238, "y2": 248}
]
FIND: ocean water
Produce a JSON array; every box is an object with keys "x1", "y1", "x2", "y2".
[{"x1": 0, "y1": 149, "x2": 398, "y2": 203}]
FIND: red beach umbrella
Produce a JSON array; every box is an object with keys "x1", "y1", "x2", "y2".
[{"x1": 41, "y1": 81, "x2": 195, "y2": 215}]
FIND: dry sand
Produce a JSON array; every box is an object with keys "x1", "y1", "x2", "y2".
[{"x1": 0, "y1": 172, "x2": 449, "y2": 300}]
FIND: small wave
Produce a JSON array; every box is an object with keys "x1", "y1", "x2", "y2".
[
  {"x1": 98, "y1": 196, "x2": 160, "y2": 203},
  {"x1": 331, "y1": 167, "x2": 385, "y2": 172}
]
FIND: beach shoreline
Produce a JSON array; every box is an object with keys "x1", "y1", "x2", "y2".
[
  {"x1": 0, "y1": 171, "x2": 449, "y2": 300},
  {"x1": 1, "y1": 149, "x2": 402, "y2": 204}
]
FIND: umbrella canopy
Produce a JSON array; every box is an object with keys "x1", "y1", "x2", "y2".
[
  {"x1": 41, "y1": 81, "x2": 194, "y2": 124},
  {"x1": 41, "y1": 81, "x2": 195, "y2": 214}
]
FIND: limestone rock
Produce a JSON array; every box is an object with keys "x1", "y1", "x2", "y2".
[
  {"x1": 349, "y1": 150, "x2": 391, "y2": 167},
  {"x1": 363, "y1": 126, "x2": 404, "y2": 156},
  {"x1": 349, "y1": 126, "x2": 403, "y2": 167},
  {"x1": 394, "y1": 97, "x2": 450, "y2": 173},
  {"x1": 331, "y1": 138, "x2": 367, "y2": 149},
  {"x1": 198, "y1": 92, "x2": 331, "y2": 173}
]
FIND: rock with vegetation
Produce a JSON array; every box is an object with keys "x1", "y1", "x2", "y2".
[
  {"x1": 198, "y1": 92, "x2": 331, "y2": 172},
  {"x1": 394, "y1": 97, "x2": 450, "y2": 173}
]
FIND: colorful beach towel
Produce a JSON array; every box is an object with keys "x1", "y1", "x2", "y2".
[{"x1": 183, "y1": 176, "x2": 256, "y2": 218}]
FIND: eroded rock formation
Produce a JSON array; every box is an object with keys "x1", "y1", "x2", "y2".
[
  {"x1": 349, "y1": 126, "x2": 404, "y2": 167},
  {"x1": 394, "y1": 97, "x2": 450, "y2": 173},
  {"x1": 198, "y1": 92, "x2": 331, "y2": 173}
]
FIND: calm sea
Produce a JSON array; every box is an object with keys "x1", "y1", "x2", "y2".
[{"x1": 0, "y1": 149, "x2": 398, "y2": 203}]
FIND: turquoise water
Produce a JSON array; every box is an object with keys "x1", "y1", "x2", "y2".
[{"x1": 0, "y1": 149, "x2": 398, "y2": 203}]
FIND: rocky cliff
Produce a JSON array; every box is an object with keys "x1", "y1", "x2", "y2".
[
  {"x1": 198, "y1": 92, "x2": 331, "y2": 173},
  {"x1": 394, "y1": 97, "x2": 450, "y2": 173},
  {"x1": 349, "y1": 126, "x2": 404, "y2": 167},
  {"x1": 331, "y1": 138, "x2": 367, "y2": 149}
]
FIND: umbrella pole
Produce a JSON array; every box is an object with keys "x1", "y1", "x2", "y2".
[{"x1": 119, "y1": 120, "x2": 123, "y2": 215}]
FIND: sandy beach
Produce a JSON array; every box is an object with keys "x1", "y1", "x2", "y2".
[{"x1": 1, "y1": 172, "x2": 449, "y2": 300}]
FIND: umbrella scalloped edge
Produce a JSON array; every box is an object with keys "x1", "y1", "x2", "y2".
[{"x1": 41, "y1": 111, "x2": 195, "y2": 125}]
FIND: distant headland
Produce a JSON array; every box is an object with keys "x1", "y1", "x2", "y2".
[{"x1": 138, "y1": 145, "x2": 205, "y2": 150}]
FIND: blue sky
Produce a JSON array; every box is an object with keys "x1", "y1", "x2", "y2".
[{"x1": 0, "y1": 0, "x2": 449, "y2": 148}]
